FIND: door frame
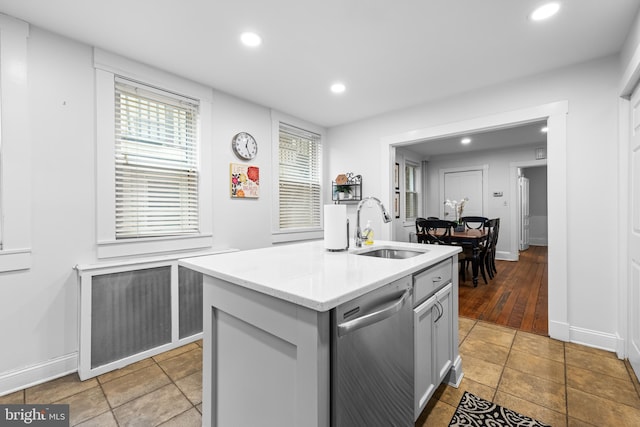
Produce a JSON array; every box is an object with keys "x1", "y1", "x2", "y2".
[
  {"x1": 509, "y1": 160, "x2": 548, "y2": 261},
  {"x1": 379, "y1": 101, "x2": 570, "y2": 342},
  {"x1": 518, "y1": 175, "x2": 530, "y2": 252},
  {"x1": 617, "y1": 40, "x2": 640, "y2": 361},
  {"x1": 621, "y1": 92, "x2": 636, "y2": 369}
]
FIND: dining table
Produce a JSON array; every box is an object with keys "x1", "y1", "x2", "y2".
[{"x1": 417, "y1": 227, "x2": 489, "y2": 287}]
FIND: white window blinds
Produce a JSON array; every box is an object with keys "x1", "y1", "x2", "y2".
[
  {"x1": 115, "y1": 78, "x2": 199, "y2": 239},
  {"x1": 278, "y1": 123, "x2": 322, "y2": 230},
  {"x1": 405, "y1": 163, "x2": 419, "y2": 220}
]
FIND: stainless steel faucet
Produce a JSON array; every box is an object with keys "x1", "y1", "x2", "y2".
[{"x1": 355, "y1": 196, "x2": 392, "y2": 247}]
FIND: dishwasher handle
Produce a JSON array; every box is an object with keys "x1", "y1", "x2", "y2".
[{"x1": 337, "y1": 290, "x2": 410, "y2": 337}]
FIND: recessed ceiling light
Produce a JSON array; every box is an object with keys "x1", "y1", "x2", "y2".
[
  {"x1": 541, "y1": 126, "x2": 549, "y2": 133},
  {"x1": 240, "y1": 32, "x2": 262, "y2": 47},
  {"x1": 330, "y1": 83, "x2": 346, "y2": 94},
  {"x1": 461, "y1": 137, "x2": 472, "y2": 145},
  {"x1": 530, "y1": 2, "x2": 560, "y2": 21}
]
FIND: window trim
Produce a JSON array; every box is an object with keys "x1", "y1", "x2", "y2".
[
  {"x1": 0, "y1": 15, "x2": 31, "y2": 272},
  {"x1": 271, "y1": 111, "x2": 325, "y2": 243},
  {"x1": 95, "y1": 49, "x2": 213, "y2": 258},
  {"x1": 404, "y1": 160, "x2": 421, "y2": 222}
]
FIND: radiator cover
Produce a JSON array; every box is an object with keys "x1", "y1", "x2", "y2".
[
  {"x1": 91, "y1": 266, "x2": 173, "y2": 368},
  {"x1": 75, "y1": 252, "x2": 223, "y2": 380}
]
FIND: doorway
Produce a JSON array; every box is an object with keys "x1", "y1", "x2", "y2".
[
  {"x1": 380, "y1": 101, "x2": 568, "y2": 341},
  {"x1": 510, "y1": 162, "x2": 548, "y2": 262},
  {"x1": 518, "y1": 173, "x2": 530, "y2": 251}
]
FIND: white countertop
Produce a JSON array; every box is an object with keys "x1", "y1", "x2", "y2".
[{"x1": 179, "y1": 240, "x2": 461, "y2": 312}]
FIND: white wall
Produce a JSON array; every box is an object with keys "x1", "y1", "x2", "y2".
[
  {"x1": 328, "y1": 54, "x2": 621, "y2": 348},
  {"x1": 210, "y1": 91, "x2": 275, "y2": 250},
  {"x1": 620, "y1": 9, "x2": 640, "y2": 89},
  {"x1": 0, "y1": 25, "x2": 322, "y2": 394},
  {"x1": 0, "y1": 28, "x2": 96, "y2": 389},
  {"x1": 423, "y1": 144, "x2": 544, "y2": 259}
]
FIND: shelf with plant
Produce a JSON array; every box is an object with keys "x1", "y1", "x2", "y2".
[{"x1": 332, "y1": 173, "x2": 362, "y2": 203}]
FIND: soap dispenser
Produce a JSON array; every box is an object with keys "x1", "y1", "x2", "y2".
[{"x1": 362, "y1": 220, "x2": 374, "y2": 245}]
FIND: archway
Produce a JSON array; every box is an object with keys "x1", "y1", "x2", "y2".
[{"x1": 379, "y1": 101, "x2": 569, "y2": 341}]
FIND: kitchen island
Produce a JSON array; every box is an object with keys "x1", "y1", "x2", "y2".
[{"x1": 179, "y1": 240, "x2": 463, "y2": 427}]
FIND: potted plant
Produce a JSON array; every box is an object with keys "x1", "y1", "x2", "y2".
[
  {"x1": 335, "y1": 184, "x2": 353, "y2": 200},
  {"x1": 444, "y1": 197, "x2": 469, "y2": 231}
]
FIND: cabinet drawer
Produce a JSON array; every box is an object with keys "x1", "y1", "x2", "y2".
[{"x1": 413, "y1": 259, "x2": 452, "y2": 305}]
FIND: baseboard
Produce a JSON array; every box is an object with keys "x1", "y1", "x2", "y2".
[
  {"x1": 496, "y1": 250, "x2": 517, "y2": 262},
  {"x1": 548, "y1": 319, "x2": 570, "y2": 342},
  {"x1": 569, "y1": 326, "x2": 620, "y2": 356},
  {"x1": 528, "y1": 238, "x2": 548, "y2": 246},
  {"x1": 516, "y1": 320, "x2": 621, "y2": 358},
  {"x1": 615, "y1": 333, "x2": 626, "y2": 360},
  {"x1": 0, "y1": 352, "x2": 78, "y2": 396},
  {"x1": 445, "y1": 355, "x2": 464, "y2": 388}
]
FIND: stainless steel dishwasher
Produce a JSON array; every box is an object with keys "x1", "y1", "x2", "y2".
[{"x1": 331, "y1": 276, "x2": 413, "y2": 426}]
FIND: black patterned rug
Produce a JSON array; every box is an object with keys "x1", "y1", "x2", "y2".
[{"x1": 449, "y1": 391, "x2": 552, "y2": 426}]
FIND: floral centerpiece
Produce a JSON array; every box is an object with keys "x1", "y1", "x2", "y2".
[{"x1": 444, "y1": 197, "x2": 469, "y2": 225}]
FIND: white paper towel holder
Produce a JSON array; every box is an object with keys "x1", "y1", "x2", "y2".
[{"x1": 326, "y1": 219, "x2": 350, "y2": 252}]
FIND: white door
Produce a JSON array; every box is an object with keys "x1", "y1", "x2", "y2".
[
  {"x1": 629, "y1": 86, "x2": 640, "y2": 377},
  {"x1": 443, "y1": 170, "x2": 483, "y2": 219},
  {"x1": 519, "y1": 176, "x2": 530, "y2": 251}
]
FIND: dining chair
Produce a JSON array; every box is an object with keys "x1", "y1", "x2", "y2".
[
  {"x1": 459, "y1": 223, "x2": 493, "y2": 285},
  {"x1": 488, "y1": 218, "x2": 500, "y2": 275},
  {"x1": 415, "y1": 218, "x2": 427, "y2": 243},
  {"x1": 461, "y1": 216, "x2": 489, "y2": 230},
  {"x1": 482, "y1": 218, "x2": 499, "y2": 280},
  {"x1": 416, "y1": 219, "x2": 456, "y2": 245}
]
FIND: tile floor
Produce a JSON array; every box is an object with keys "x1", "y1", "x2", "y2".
[
  {"x1": 2, "y1": 318, "x2": 640, "y2": 426},
  {"x1": 417, "y1": 318, "x2": 640, "y2": 426},
  {"x1": 0, "y1": 341, "x2": 203, "y2": 426}
]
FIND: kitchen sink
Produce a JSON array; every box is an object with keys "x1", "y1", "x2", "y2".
[{"x1": 356, "y1": 248, "x2": 427, "y2": 259}]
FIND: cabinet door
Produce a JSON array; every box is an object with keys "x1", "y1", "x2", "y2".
[
  {"x1": 413, "y1": 294, "x2": 437, "y2": 420},
  {"x1": 434, "y1": 283, "x2": 454, "y2": 383}
]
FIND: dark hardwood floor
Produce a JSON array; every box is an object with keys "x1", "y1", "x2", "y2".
[{"x1": 458, "y1": 245, "x2": 548, "y2": 336}]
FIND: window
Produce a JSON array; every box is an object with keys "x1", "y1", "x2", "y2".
[
  {"x1": 405, "y1": 161, "x2": 420, "y2": 220},
  {"x1": 277, "y1": 123, "x2": 322, "y2": 232},
  {"x1": 95, "y1": 49, "x2": 213, "y2": 258},
  {"x1": 114, "y1": 78, "x2": 199, "y2": 239}
]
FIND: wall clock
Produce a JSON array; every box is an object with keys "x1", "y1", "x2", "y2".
[{"x1": 231, "y1": 132, "x2": 258, "y2": 160}]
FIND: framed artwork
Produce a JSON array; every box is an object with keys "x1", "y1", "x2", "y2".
[
  {"x1": 230, "y1": 163, "x2": 259, "y2": 198},
  {"x1": 394, "y1": 163, "x2": 400, "y2": 189},
  {"x1": 394, "y1": 192, "x2": 400, "y2": 218}
]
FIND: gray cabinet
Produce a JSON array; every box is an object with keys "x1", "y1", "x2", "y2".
[
  {"x1": 413, "y1": 260, "x2": 455, "y2": 420},
  {"x1": 434, "y1": 283, "x2": 454, "y2": 383},
  {"x1": 414, "y1": 293, "x2": 437, "y2": 418}
]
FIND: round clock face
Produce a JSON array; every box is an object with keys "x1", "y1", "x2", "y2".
[{"x1": 232, "y1": 132, "x2": 258, "y2": 160}]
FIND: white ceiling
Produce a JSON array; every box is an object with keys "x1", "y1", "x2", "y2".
[
  {"x1": 404, "y1": 120, "x2": 548, "y2": 157},
  {"x1": 0, "y1": 0, "x2": 638, "y2": 129}
]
